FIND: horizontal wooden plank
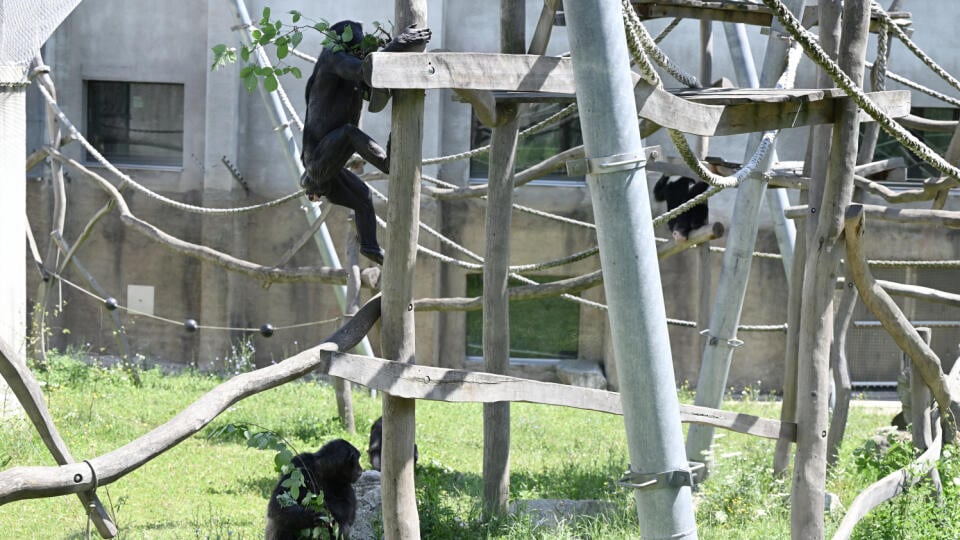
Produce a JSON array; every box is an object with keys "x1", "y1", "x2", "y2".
[
  {"x1": 371, "y1": 52, "x2": 909, "y2": 136},
  {"x1": 364, "y1": 52, "x2": 576, "y2": 93},
  {"x1": 631, "y1": 0, "x2": 913, "y2": 34},
  {"x1": 326, "y1": 351, "x2": 796, "y2": 441},
  {"x1": 691, "y1": 89, "x2": 910, "y2": 136}
]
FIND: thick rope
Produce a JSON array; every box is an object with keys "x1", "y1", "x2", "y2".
[
  {"x1": 865, "y1": 61, "x2": 960, "y2": 108},
  {"x1": 762, "y1": 0, "x2": 960, "y2": 184},
  {"x1": 35, "y1": 84, "x2": 304, "y2": 215},
  {"x1": 872, "y1": 2, "x2": 960, "y2": 97},
  {"x1": 621, "y1": 0, "x2": 701, "y2": 88}
]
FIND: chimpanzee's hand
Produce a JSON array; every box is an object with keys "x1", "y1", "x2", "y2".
[{"x1": 384, "y1": 24, "x2": 431, "y2": 51}]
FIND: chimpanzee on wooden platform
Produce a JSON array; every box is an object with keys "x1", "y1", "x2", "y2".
[{"x1": 301, "y1": 20, "x2": 431, "y2": 264}]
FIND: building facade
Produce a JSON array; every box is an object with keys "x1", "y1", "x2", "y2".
[{"x1": 26, "y1": 0, "x2": 960, "y2": 390}]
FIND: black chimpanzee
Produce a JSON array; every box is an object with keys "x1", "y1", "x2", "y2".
[
  {"x1": 367, "y1": 416, "x2": 418, "y2": 472},
  {"x1": 653, "y1": 175, "x2": 710, "y2": 241},
  {"x1": 265, "y1": 438, "x2": 363, "y2": 540},
  {"x1": 301, "y1": 20, "x2": 431, "y2": 265}
]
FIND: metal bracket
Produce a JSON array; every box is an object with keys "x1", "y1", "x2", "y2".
[
  {"x1": 619, "y1": 462, "x2": 705, "y2": 490},
  {"x1": 566, "y1": 149, "x2": 647, "y2": 177},
  {"x1": 698, "y1": 328, "x2": 744, "y2": 348}
]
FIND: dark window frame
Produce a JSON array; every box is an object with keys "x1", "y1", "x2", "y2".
[{"x1": 85, "y1": 80, "x2": 185, "y2": 168}]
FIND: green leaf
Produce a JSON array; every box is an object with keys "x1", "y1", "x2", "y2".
[
  {"x1": 277, "y1": 42, "x2": 289, "y2": 59},
  {"x1": 252, "y1": 28, "x2": 262, "y2": 41},
  {"x1": 243, "y1": 73, "x2": 258, "y2": 93},
  {"x1": 313, "y1": 22, "x2": 328, "y2": 33},
  {"x1": 289, "y1": 10, "x2": 301, "y2": 23},
  {"x1": 341, "y1": 25, "x2": 353, "y2": 43},
  {"x1": 288, "y1": 66, "x2": 302, "y2": 79},
  {"x1": 212, "y1": 44, "x2": 226, "y2": 56},
  {"x1": 264, "y1": 73, "x2": 279, "y2": 92},
  {"x1": 240, "y1": 46, "x2": 250, "y2": 62},
  {"x1": 255, "y1": 66, "x2": 272, "y2": 76},
  {"x1": 261, "y1": 6, "x2": 270, "y2": 23},
  {"x1": 239, "y1": 65, "x2": 255, "y2": 78},
  {"x1": 291, "y1": 31, "x2": 303, "y2": 49}
]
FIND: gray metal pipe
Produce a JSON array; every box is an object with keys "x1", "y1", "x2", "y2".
[
  {"x1": 565, "y1": 1, "x2": 697, "y2": 537},
  {"x1": 686, "y1": 0, "x2": 807, "y2": 463}
]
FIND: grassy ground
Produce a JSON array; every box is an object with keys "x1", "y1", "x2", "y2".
[{"x1": 0, "y1": 354, "x2": 956, "y2": 539}]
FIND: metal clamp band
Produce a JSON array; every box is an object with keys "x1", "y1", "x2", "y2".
[
  {"x1": 566, "y1": 150, "x2": 647, "y2": 177},
  {"x1": 619, "y1": 462, "x2": 705, "y2": 490}
]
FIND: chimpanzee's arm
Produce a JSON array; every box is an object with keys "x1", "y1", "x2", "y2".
[{"x1": 688, "y1": 178, "x2": 710, "y2": 198}]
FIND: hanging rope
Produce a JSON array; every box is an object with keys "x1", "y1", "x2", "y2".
[{"x1": 761, "y1": 0, "x2": 960, "y2": 183}]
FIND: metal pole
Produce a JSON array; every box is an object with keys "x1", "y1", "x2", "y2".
[
  {"x1": 685, "y1": 0, "x2": 806, "y2": 463},
  {"x1": 722, "y1": 22, "x2": 796, "y2": 282},
  {"x1": 565, "y1": 1, "x2": 697, "y2": 537}
]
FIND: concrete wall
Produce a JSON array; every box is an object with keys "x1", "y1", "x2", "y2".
[{"x1": 25, "y1": 1, "x2": 960, "y2": 392}]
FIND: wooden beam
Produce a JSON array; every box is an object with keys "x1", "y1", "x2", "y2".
[
  {"x1": 673, "y1": 88, "x2": 910, "y2": 136},
  {"x1": 473, "y1": 87, "x2": 909, "y2": 137},
  {"x1": 365, "y1": 52, "x2": 577, "y2": 93},
  {"x1": 629, "y1": 1, "x2": 912, "y2": 35}
]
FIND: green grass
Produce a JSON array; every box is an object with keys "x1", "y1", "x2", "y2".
[{"x1": 0, "y1": 354, "x2": 956, "y2": 539}]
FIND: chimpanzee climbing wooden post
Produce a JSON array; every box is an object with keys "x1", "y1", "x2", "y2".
[
  {"x1": 380, "y1": 0, "x2": 427, "y2": 537},
  {"x1": 564, "y1": 1, "x2": 697, "y2": 537}
]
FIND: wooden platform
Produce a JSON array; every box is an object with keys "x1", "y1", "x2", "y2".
[
  {"x1": 365, "y1": 52, "x2": 910, "y2": 136},
  {"x1": 629, "y1": 0, "x2": 913, "y2": 34}
]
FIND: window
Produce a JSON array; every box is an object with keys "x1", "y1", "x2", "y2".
[
  {"x1": 469, "y1": 102, "x2": 582, "y2": 181},
  {"x1": 465, "y1": 274, "x2": 581, "y2": 361},
  {"x1": 870, "y1": 106, "x2": 959, "y2": 180},
  {"x1": 86, "y1": 81, "x2": 184, "y2": 167}
]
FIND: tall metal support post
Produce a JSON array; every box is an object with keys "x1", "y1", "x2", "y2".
[
  {"x1": 482, "y1": 0, "x2": 523, "y2": 519},
  {"x1": 565, "y1": 2, "x2": 697, "y2": 537},
  {"x1": 380, "y1": 0, "x2": 427, "y2": 537},
  {"x1": 685, "y1": 0, "x2": 806, "y2": 463}
]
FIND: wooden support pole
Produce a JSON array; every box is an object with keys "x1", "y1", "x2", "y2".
[
  {"x1": 826, "y1": 277, "x2": 857, "y2": 466},
  {"x1": 773, "y1": 0, "x2": 842, "y2": 476},
  {"x1": 791, "y1": 3, "x2": 871, "y2": 537},
  {"x1": 843, "y1": 205, "x2": 960, "y2": 441},
  {"x1": 482, "y1": 1, "x2": 523, "y2": 519},
  {"x1": 380, "y1": 0, "x2": 427, "y2": 537},
  {"x1": 686, "y1": 0, "x2": 806, "y2": 466}
]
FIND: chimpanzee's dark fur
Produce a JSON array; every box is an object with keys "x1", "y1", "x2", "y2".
[
  {"x1": 265, "y1": 438, "x2": 362, "y2": 540},
  {"x1": 367, "y1": 416, "x2": 419, "y2": 472},
  {"x1": 653, "y1": 175, "x2": 710, "y2": 241},
  {"x1": 300, "y1": 20, "x2": 431, "y2": 264}
]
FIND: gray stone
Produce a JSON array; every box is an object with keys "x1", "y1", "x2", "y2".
[
  {"x1": 352, "y1": 470, "x2": 382, "y2": 540},
  {"x1": 509, "y1": 498, "x2": 617, "y2": 529},
  {"x1": 557, "y1": 360, "x2": 608, "y2": 390}
]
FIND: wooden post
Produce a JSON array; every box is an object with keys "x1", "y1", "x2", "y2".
[
  {"x1": 380, "y1": 0, "x2": 427, "y2": 537},
  {"x1": 481, "y1": 102, "x2": 518, "y2": 519},
  {"x1": 481, "y1": 0, "x2": 523, "y2": 520},
  {"x1": 791, "y1": 3, "x2": 871, "y2": 538},
  {"x1": 826, "y1": 278, "x2": 857, "y2": 466},
  {"x1": 773, "y1": 0, "x2": 842, "y2": 475},
  {"x1": 696, "y1": 19, "x2": 714, "y2": 358},
  {"x1": 334, "y1": 228, "x2": 364, "y2": 435}
]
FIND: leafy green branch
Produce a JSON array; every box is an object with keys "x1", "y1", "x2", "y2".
[{"x1": 210, "y1": 7, "x2": 390, "y2": 93}]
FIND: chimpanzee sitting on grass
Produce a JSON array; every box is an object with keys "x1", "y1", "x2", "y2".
[{"x1": 301, "y1": 20, "x2": 431, "y2": 264}]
